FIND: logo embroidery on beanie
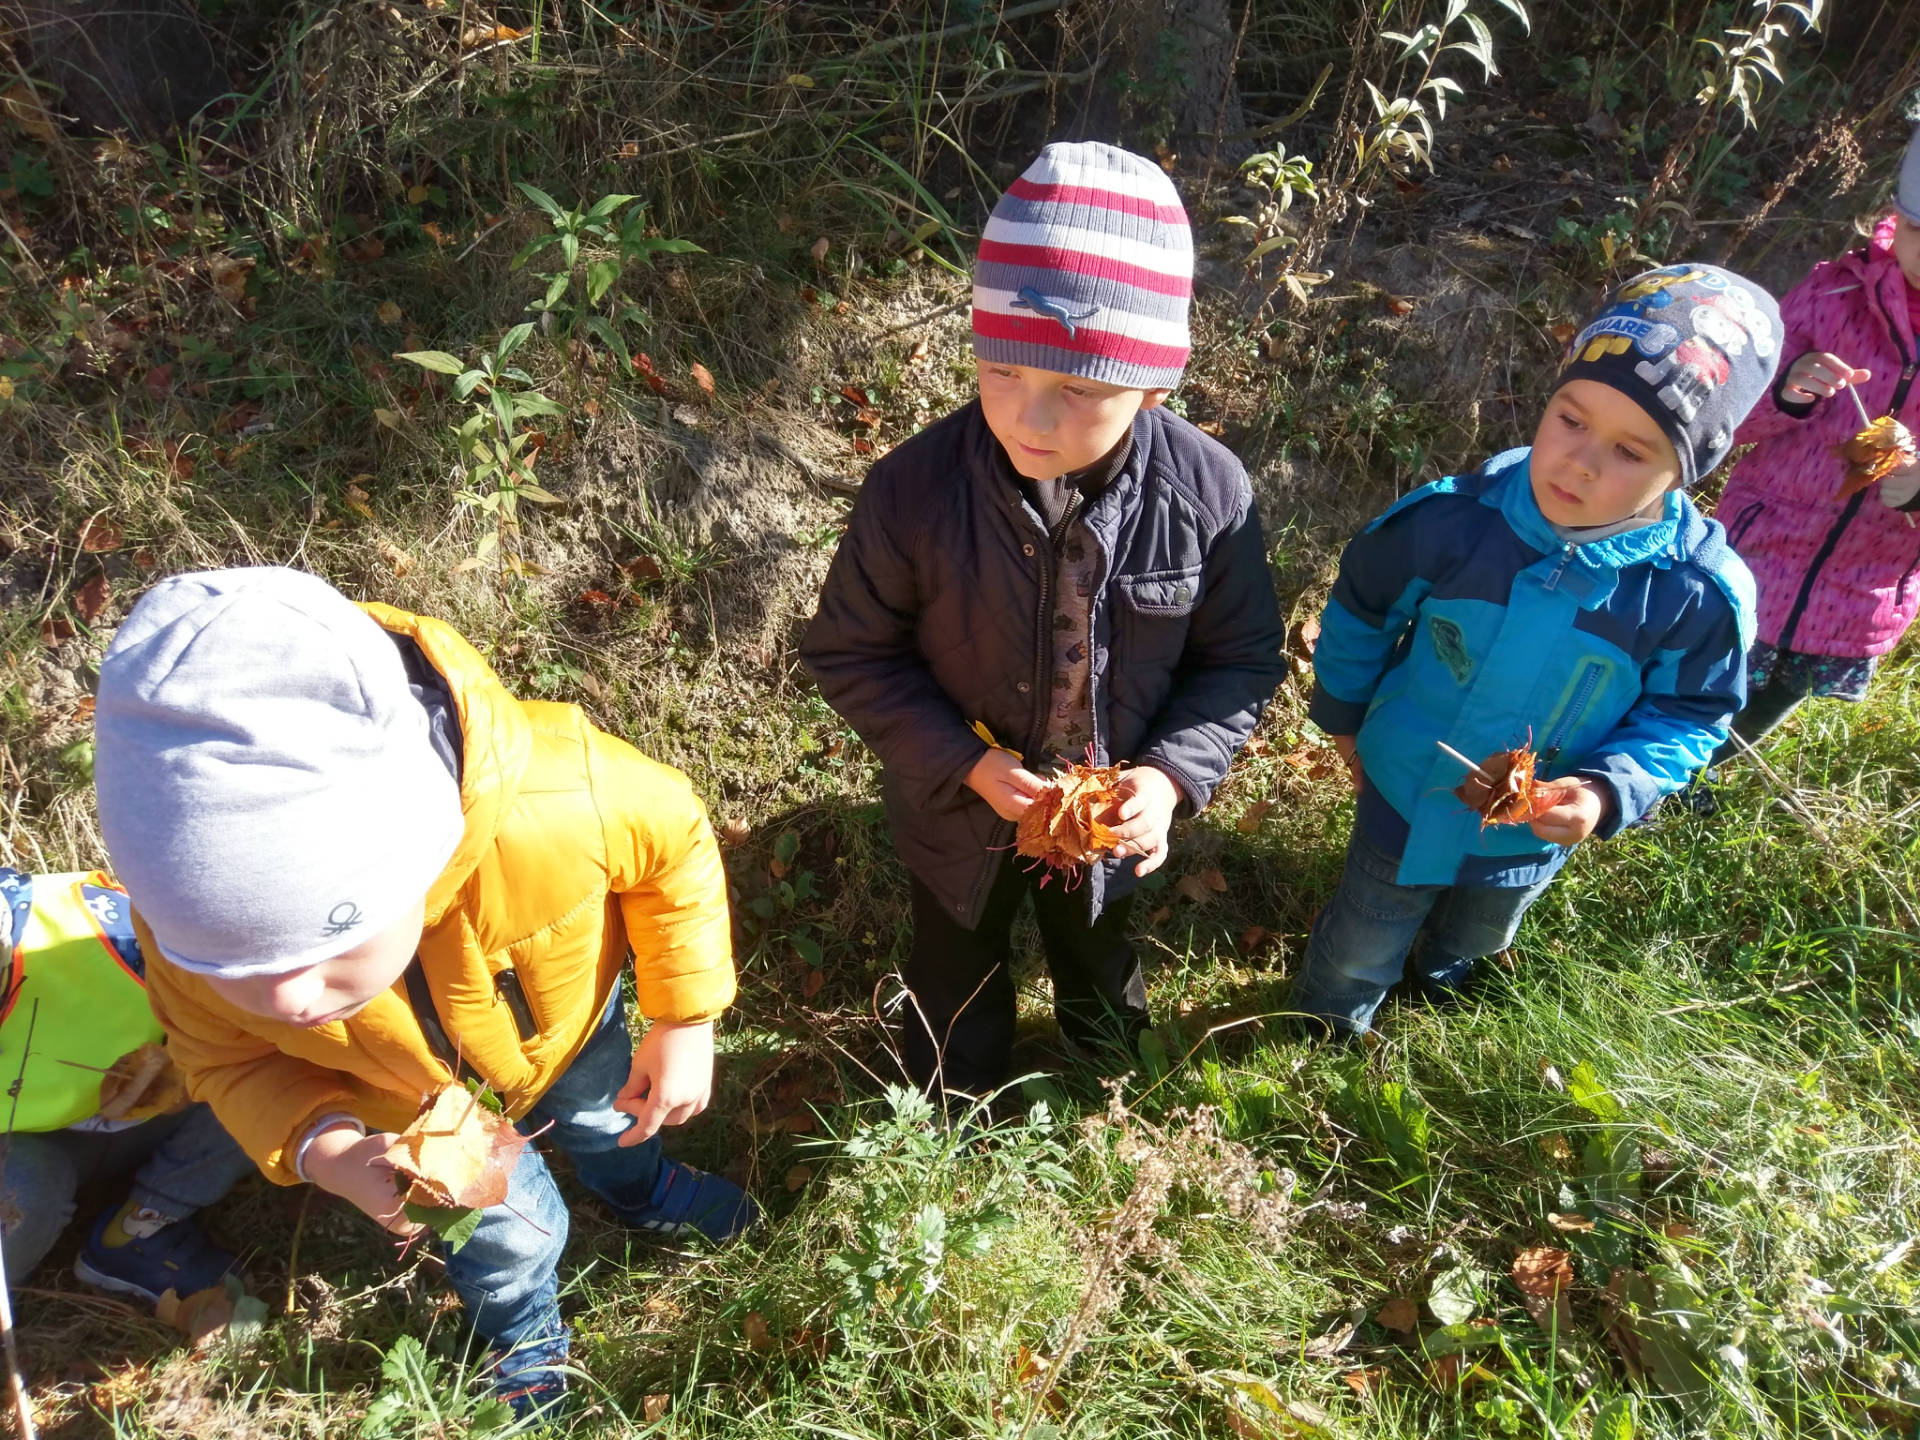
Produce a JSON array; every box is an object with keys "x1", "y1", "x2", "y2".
[
  {"x1": 1633, "y1": 290, "x2": 1776, "y2": 425},
  {"x1": 322, "y1": 901, "x2": 364, "y2": 938},
  {"x1": 1009, "y1": 286, "x2": 1101, "y2": 338}
]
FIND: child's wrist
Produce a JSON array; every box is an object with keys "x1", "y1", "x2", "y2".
[{"x1": 295, "y1": 1114, "x2": 366, "y2": 1183}]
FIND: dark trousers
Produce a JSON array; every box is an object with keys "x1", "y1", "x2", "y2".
[
  {"x1": 901, "y1": 860, "x2": 1148, "y2": 1101},
  {"x1": 1707, "y1": 676, "x2": 1806, "y2": 770}
]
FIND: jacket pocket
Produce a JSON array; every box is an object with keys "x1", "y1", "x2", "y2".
[
  {"x1": 1116, "y1": 566, "x2": 1204, "y2": 668},
  {"x1": 1541, "y1": 661, "x2": 1605, "y2": 762},
  {"x1": 1725, "y1": 500, "x2": 1765, "y2": 548}
]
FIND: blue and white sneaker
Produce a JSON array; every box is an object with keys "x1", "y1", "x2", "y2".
[
  {"x1": 74, "y1": 1202, "x2": 236, "y2": 1303},
  {"x1": 626, "y1": 1158, "x2": 760, "y2": 1242},
  {"x1": 489, "y1": 1334, "x2": 572, "y2": 1424}
]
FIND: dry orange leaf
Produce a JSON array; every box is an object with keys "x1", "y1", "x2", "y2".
[
  {"x1": 690, "y1": 361, "x2": 716, "y2": 398},
  {"x1": 376, "y1": 300, "x2": 403, "y2": 325},
  {"x1": 784, "y1": 1164, "x2": 812, "y2": 1192},
  {"x1": 1512, "y1": 1246, "x2": 1574, "y2": 1335},
  {"x1": 156, "y1": 1284, "x2": 236, "y2": 1347},
  {"x1": 1174, "y1": 868, "x2": 1228, "y2": 905},
  {"x1": 1237, "y1": 798, "x2": 1274, "y2": 833},
  {"x1": 1343, "y1": 1367, "x2": 1387, "y2": 1397},
  {"x1": 744, "y1": 1311, "x2": 773, "y2": 1351},
  {"x1": 810, "y1": 237, "x2": 830, "y2": 266},
  {"x1": 1547, "y1": 1211, "x2": 1595, "y2": 1233},
  {"x1": 1836, "y1": 414, "x2": 1917, "y2": 499},
  {"x1": 388, "y1": 1083, "x2": 530, "y2": 1211},
  {"x1": 77, "y1": 516, "x2": 124, "y2": 553},
  {"x1": 461, "y1": 22, "x2": 528, "y2": 47},
  {"x1": 96, "y1": 1042, "x2": 190, "y2": 1121},
  {"x1": 1374, "y1": 1295, "x2": 1419, "y2": 1333},
  {"x1": 719, "y1": 816, "x2": 750, "y2": 845},
  {"x1": 75, "y1": 574, "x2": 110, "y2": 623},
  {"x1": 1016, "y1": 759, "x2": 1126, "y2": 885},
  {"x1": 40, "y1": 616, "x2": 76, "y2": 646},
  {"x1": 1455, "y1": 744, "x2": 1550, "y2": 827}
]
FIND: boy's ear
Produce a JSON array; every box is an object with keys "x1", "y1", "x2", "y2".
[{"x1": 1139, "y1": 388, "x2": 1173, "y2": 412}]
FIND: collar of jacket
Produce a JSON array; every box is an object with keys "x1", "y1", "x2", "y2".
[
  {"x1": 1837, "y1": 216, "x2": 1919, "y2": 355},
  {"x1": 358, "y1": 603, "x2": 534, "y2": 928},
  {"x1": 967, "y1": 399, "x2": 1151, "y2": 531},
  {"x1": 1482, "y1": 449, "x2": 1695, "y2": 609}
]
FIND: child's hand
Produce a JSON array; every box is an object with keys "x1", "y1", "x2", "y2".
[
  {"x1": 965, "y1": 746, "x2": 1052, "y2": 822},
  {"x1": 1105, "y1": 764, "x2": 1181, "y2": 877},
  {"x1": 303, "y1": 1126, "x2": 423, "y2": 1237},
  {"x1": 1331, "y1": 734, "x2": 1363, "y2": 792},
  {"x1": 1526, "y1": 778, "x2": 1608, "y2": 845},
  {"x1": 1781, "y1": 351, "x2": 1870, "y2": 406},
  {"x1": 616, "y1": 1019, "x2": 715, "y2": 1145}
]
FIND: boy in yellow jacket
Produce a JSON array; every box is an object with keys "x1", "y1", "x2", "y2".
[{"x1": 93, "y1": 567, "x2": 754, "y2": 1417}]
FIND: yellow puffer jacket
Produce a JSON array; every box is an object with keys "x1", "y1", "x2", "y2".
[{"x1": 142, "y1": 604, "x2": 736, "y2": 1184}]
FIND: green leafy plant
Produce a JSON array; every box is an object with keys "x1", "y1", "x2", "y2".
[
  {"x1": 398, "y1": 325, "x2": 565, "y2": 574},
  {"x1": 359, "y1": 1335, "x2": 514, "y2": 1439},
  {"x1": 511, "y1": 183, "x2": 703, "y2": 379},
  {"x1": 817, "y1": 1085, "x2": 1073, "y2": 1341},
  {"x1": 1224, "y1": 143, "x2": 1318, "y2": 270}
]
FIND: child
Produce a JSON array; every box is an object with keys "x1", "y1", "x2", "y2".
[
  {"x1": 802, "y1": 141, "x2": 1286, "y2": 1102},
  {"x1": 0, "y1": 867, "x2": 251, "y2": 1302},
  {"x1": 1696, "y1": 126, "x2": 1920, "y2": 785},
  {"x1": 1293, "y1": 265, "x2": 1782, "y2": 1036},
  {"x1": 92, "y1": 567, "x2": 756, "y2": 1417}
]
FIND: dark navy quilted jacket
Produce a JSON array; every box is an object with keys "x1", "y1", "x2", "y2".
[{"x1": 801, "y1": 399, "x2": 1286, "y2": 928}]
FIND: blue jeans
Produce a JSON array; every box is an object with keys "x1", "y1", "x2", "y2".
[
  {"x1": 443, "y1": 991, "x2": 663, "y2": 1370},
  {"x1": 1290, "y1": 828, "x2": 1553, "y2": 1035},
  {"x1": 0, "y1": 1102, "x2": 253, "y2": 1282}
]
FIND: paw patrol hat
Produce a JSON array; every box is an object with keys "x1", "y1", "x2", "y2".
[{"x1": 1556, "y1": 264, "x2": 1783, "y2": 486}]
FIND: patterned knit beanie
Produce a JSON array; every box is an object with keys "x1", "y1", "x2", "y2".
[
  {"x1": 972, "y1": 142, "x2": 1193, "y2": 392},
  {"x1": 1556, "y1": 263, "x2": 1782, "y2": 487},
  {"x1": 1896, "y1": 125, "x2": 1920, "y2": 225}
]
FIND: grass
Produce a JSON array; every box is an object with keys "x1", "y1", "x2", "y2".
[{"x1": 5, "y1": 1, "x2": 1920, "y2": 1436}]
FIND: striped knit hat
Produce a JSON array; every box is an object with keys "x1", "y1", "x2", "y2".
[{"x1": 972, "y1": 142, "x2": 1193, "y2": 392}]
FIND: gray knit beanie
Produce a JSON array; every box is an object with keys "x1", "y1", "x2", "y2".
[
  {"x1": 1897, "y1": 125, "x2": 1920, "y2": 226},
  {"x1": 972, "y1": 141, "x2": 1193, "y2": 391},
  {"x1": 94, "y1": 567, "x2": 464, "y2": 978},
  {"x1": 1556, "y1": 263, "x2": 1782, "y2": 487}
]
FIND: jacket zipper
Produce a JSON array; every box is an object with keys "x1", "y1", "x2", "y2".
[
  {"x1": 1778, "y1": 290, "x2": 1916, "y2": 650},
  {"x1": 1542, "y1": 542, "x2": 1577, "y2": 591},
  {"x1": 1541, "y1": 662, "x2": 1603, "y2": 763},
  {"x1": 494, "y1": 968, "x2": 539, "y2": 1042},
  {"x1": 960, "y1": 492, "x2": 1077, "y2": 922},
  {"x1": 1725, "y1": 500, "x2": 1764, "y2": 548}
]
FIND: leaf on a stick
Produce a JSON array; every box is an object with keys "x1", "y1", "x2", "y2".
[
  {"x1": 96, "y1": 1042, "x2": 189, "y2": 1122},
  {"x1": 388, "y1": 1082, "x2": 530, "y2": 1211},
  {"x1": 1454, "y1": 745, "x2": 1550, "y2": 828},
  {"x1": 1015, "y1": 759, "x2": 1126, "y2": 886},
  {"x1": 1836, "y1": 415, "x2": 1917, "y2": 499}
]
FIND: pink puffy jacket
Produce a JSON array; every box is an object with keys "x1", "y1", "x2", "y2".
[{"x1": 1714, "y1": 218, "x2": 1920, "y2": 658}]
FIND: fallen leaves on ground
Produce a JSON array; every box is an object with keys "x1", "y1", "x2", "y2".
[
  {"x1": 690, "y1": 361, "x2": 716, "y2": 398},
  {"x1": 1174, "y1": 867, "x2": 1229, "y2": 905},
  {"x1": 375, "y1": 540, "x2": 413, "y2": 577},
  {"x1": 78, "y1": 515, "x2": 124, "y2": 552},
  {"x1": 1015, "y1": 760, "x2": 1126, "y2": 884},
  {"x1": 1237, "y1": 798, "x2": 1274, "y2": 833},
  {"x1": 1511, "y1": 1246, "x2": 1574, "y2": 1336},
  {"x1": 156, "y1": 1276, "x2": 268, "y2": 1350},
  {"x1": 75, "y1": 574, "x2": 110, "y2": 623},
  {"x1": 1374, "y1": 1296, "x2": 1419, "y2": 1333}
]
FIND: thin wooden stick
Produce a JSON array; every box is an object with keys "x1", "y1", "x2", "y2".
[
  {"x1": 1848, "y1": 380, "x2": 1873, "y2": 429},
  {"x1": 1435, "y1": 740, "x2": 1495, "y2": 784}
]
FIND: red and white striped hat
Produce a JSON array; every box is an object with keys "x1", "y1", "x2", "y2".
[{"x1": 972, "y1": 142, "x2": 1193, "y2": 392}]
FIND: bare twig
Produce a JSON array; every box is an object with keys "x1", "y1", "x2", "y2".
[
  {"x1": 1435, "y1": 741, "x2": 1495, "y2": 784},
  {"x1": 752, "y1": 429, "x2": 862, "y2": 498}
]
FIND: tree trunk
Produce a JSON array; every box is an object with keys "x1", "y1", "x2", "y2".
[{"x1": 10, "y1": 0, "x2": 225, "y2": 138}]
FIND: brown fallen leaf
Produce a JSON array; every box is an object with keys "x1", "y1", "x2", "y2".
[
  {"x1": 784, "y1": 1164, "x2": 812, "y2": 1192},
  {"x1": 156, "y1": 1284, "x2": 235, "y2": 1347},
  {"x1": 1174, "y1": 868, "x2": 1227, "y2": 905},
  {"x1": 643, "y1": 1394, "x2": 670, "y2": 1421},
  {"x1": 1374, "y1": 1295, "x2": 1419, "y2": 1333},
  {"x1": 1455, "y1": 744, "x2": 1551, "y2": 828},
  {"x1": 1146, "y1": 905, "x2": 1172, "y2": 926},
  {"x1": 75, "y1": 574, "x2": 110, "y2": 623},
  {"x1": 375, "y1": 540, "x2": 413, "y2": 577},
  {"x1": 1239, "y1": 925, "x2": 1270, "y2": 952},
  {"x1": 801, "y1": 967, "x2": 824, "y2": 999},
  {"x1": 41, "y1": 616, "x2": 76, "y2": 646},
  {"x1": 388, "y1": 1083, "x2": 531, "y2": 1210},
  {"x1": 1237, "y1": 798, "x2": 1274, "y2": 834},
  {"x1": 810, "y1": 237, "x2": 830, "y2": 266},
  {"x1": 344, "y1": 482, "x2": 374, "y2": 520},
  {"x1": 1511, "y1": 1246, "x2": 1574, "y2": 1336},
  {"x1": 1343, "y1": 1367, "x2": 1387, "y2": 1397},
  {"x1": 719, "y1": 816, "x2": 750, "y2": 845},
  {"x1": 461, "y1": 22, "x2": 528, "y2": 47},
  {"x1": 1385, "y1": 296, "x2": 1415, "y2": 315},
  {"x1": 78, "y1": 515, "x2": 124, "y2": 553},
  {"x1": 1836, "y1": 414, "x2": 1918, "y2": 499},
  {"x1": 1548, "y1": 1211, "x2": 1595, "y2": 1233},
  {"x1": 376, "y1": 300, "x2": 403, "y2": 325},
  {"x1": 1016, "y1": 759, "x2": 1127, "y2": 886},
  {"x1": 690, "y1": 361, "x2": 716, "y2": 399},
  {"x1": 744, "y1": 1312, "x2": 773, "y2": 1351}
]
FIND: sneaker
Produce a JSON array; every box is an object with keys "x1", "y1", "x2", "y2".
[
  {"x1": 489, "y1": 1334, "x2": 571, "y2": 1424},
  {"x1": 74, "y1": 1203, "x2": 237, "y2": 1303},
  {"x1": 1676, "y1": 771, "x2": 1721, "y2": 817},
  {"x1": 627, "y1": 1158, "x2": 760, "y2": 1242}
]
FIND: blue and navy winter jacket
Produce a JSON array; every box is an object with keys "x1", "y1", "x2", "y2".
[{"x1": 1307, "y1": 448, "x2": 1754, "y2": 887}]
